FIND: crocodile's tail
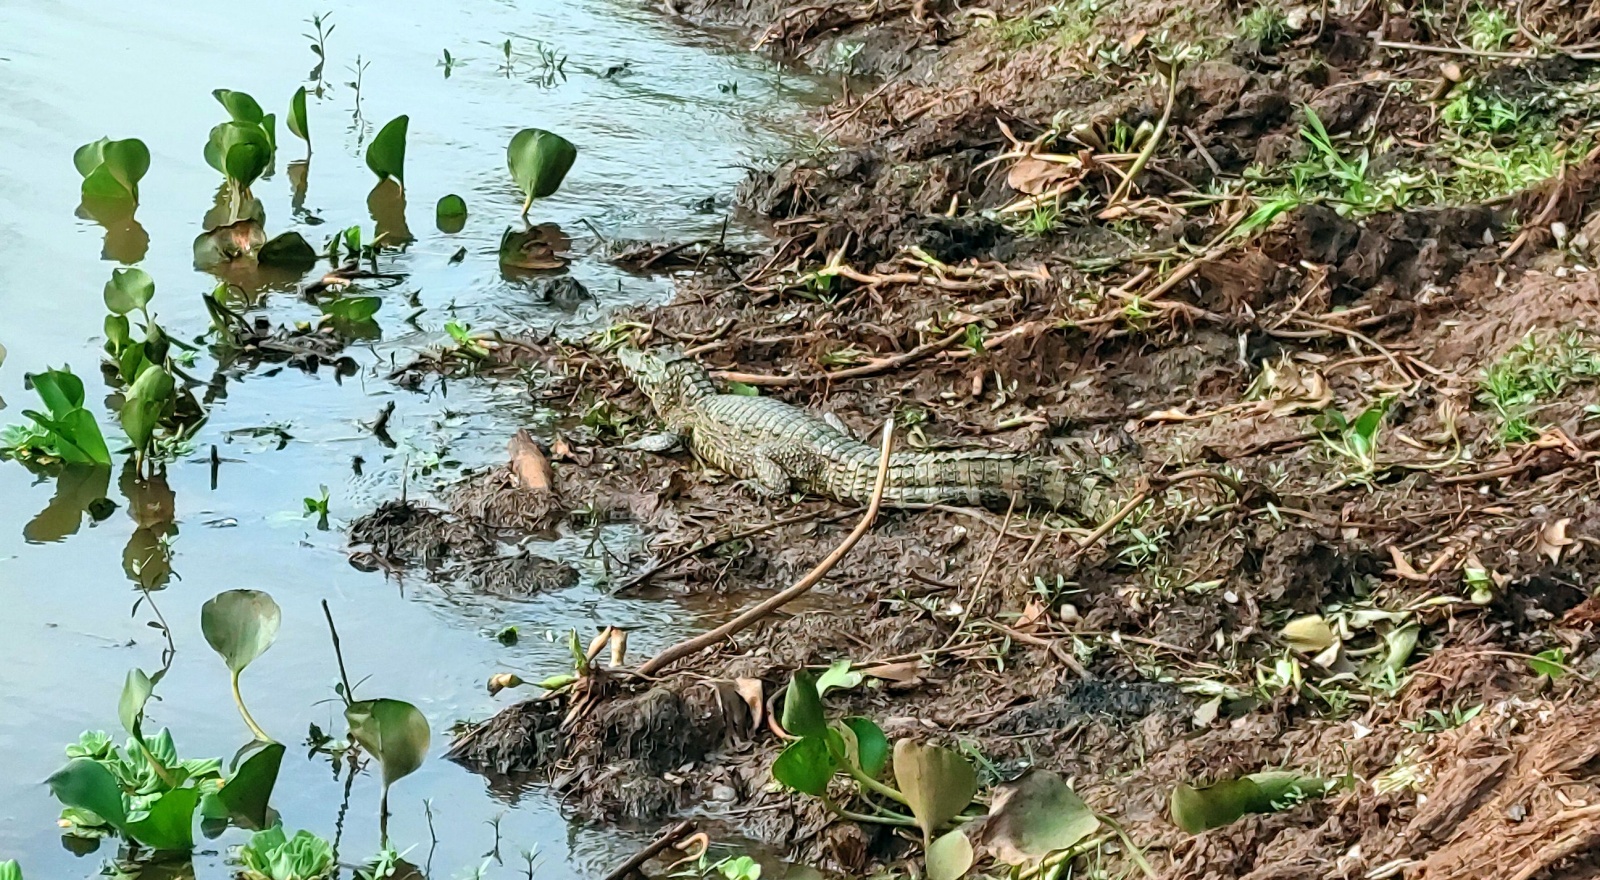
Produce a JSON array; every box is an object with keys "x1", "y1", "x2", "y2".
[{"x1": 861, "y1": 450, "x2": 1099, "y2": 513}]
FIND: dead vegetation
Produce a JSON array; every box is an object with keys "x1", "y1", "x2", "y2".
[{"x1": 338, "y1": 0, "x2": 1600, "y2": 876}]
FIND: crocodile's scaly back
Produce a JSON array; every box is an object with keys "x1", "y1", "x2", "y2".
[{"x1": 620, "y1": 347, "x2": 1099, "y2": 512}]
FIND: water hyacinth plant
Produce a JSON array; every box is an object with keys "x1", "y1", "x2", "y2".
[
  {"x1": 73, "y1": 137, "x2": 150, "y2": 207},
  {"x1": 507, "y1": 128, "x2": 576, "y2": 218}
]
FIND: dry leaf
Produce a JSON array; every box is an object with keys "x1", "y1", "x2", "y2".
[
  {"x1": 734, "y1": 677, "x2": 765, "y2": 729},
  {"x1": 1536, "y1": 518, "x2": 1575, "y2": 564},
  {"x1": 508, "y1": 428, "x2": 556, "y2": 492},
  {"x1": 1006, "y1": 156, "x2": 1079, "y2": 195},
  {"x1": 861, "y1": 660, "x2": 923, "y2": 683},
  {"x1": 487, "y1": 673, "x2": 524, "y2": 696},
  {"x1": 1388, "y1": 545, "x2": 1428, "y2": 582}
]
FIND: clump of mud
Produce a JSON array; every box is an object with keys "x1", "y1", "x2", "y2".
[{"x1": 348, "y1": 500, "x2": 493, "y2": 565}]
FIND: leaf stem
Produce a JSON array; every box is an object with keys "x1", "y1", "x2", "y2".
[
  {"x1": 322, "y1": 599, "x2": 356, "y2": 706},
  {"x1": 843, "y1": 759, "x2": 909, "y2": 805},
  {"x1": 520, "y1": 193, "x2": 532, "y2": 219},
  {"x1": 231, "y1": 670, "x2": 271, "y2": 742},
  {"x1": 820, "y1": 795, "x2": 917, "y2": 827}
]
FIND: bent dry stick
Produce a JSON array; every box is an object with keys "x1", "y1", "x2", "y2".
[{"x1": 635, "y1": 417, "x2": 895, "y2": 677}]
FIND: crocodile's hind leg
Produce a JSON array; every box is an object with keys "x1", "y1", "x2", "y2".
[{"x1": 741, "y1": 447, "x2": 793, "y2": 498}]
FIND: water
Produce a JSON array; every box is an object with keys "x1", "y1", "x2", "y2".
[{"x1": 0, "y1": 1, "x2": 826, "y2": 875}]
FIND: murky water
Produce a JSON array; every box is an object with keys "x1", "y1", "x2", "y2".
[{"x1": 0, "y1": 1, "x2": 825, "y2": 876}]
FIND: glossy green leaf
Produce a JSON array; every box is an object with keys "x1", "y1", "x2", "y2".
[
  {"x1": 0, "y1": 860, "x2": 20, "y2": 880},
  {"x1": 201, "y1": 590, "x2": 281, "y2": 673},
  {"x1": 261, "y1": 113, "x2": 277, "y2": 152},
  {"x1": 772, "y1": 735, "x2": 837, "y2": 796},
  {"x1": 842, "y1": 717, "x2": 889, "y2": 778},
  {"x1": 47, "y1": 758, "x2": 128, "y2": 829},
  {"x1": 125, "y1": 786, "x2": 198, "y2": 851},
  {"x1": 104, "y1": 314, "x2": 131, "y2": 354},
  {"x1": 257, "y1": 231, "x2": 318, "y2": 270},
  {"x1": 205, "y1": 121, "x2": 272, "y2": 190},
  {"x1": 436, "y1": 194, "x2": 467, "y2": 233},
  {"x1": 120, "y1": 364, "x2": 174, "y2": 454},
  {"x1": 925, "y1": 828, "x2": 975, "y2": 880},
  {"x1": 346, "y1": 699, "x2": 429, "y2": 787},
  {"x1": 1530, "y1": 647, "x2": 1568, "y2": 678},
  {"x1": 75, "y1": 137, "x2": 150, "y2": 203},
  {"x1": 507, "y1": 128, "x2": 576, "y2": 202},
  {"x1": 1170, "y1": 772, "x2": 1330, "y2": 834},
  {"x1": 983, "y1": 770, "x2": 1100, "y2": 865},
  {"x1": 782, "y1": 670, "x2": 827, "y2": 739},
  {"x1": 103, "y1": 267, "x2": 154, "y2": 316},
  {"x1": 22, "y1": 408, "x2": 112, "y2": 466},
  {"x1": 118, "y1": 668, "x2": 153, "y2": 736},
  {"x1": 365, "y1": 115, "x2": 408, "y2": 184},
  {"x1": 893, "y1": 739, "x2": 978, "y2": 844},
  {"x1": 32, "y1": 368, "x2": 86, "y2": 416},
  {"x1": 287, "y1": 86, "x2": 310, "y2": 147},
  {"x1": 240, "y1": 825, "x2": 335, "y2": 880},
  {"x1": 214, "y1": 89, "x2": 265, "y2": 124},
  {"x1": 816, "y1": 660, "x2": 863, "y2": 697},
  {"x1": 216, "y1": 741, "x2": 285, "y2": 830},
  {"x1": 321, "y1": 297, "x2": 381, "y2": 322}
]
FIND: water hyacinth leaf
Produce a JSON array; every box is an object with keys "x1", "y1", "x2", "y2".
[
  {"x1": 893, "y1": 739, "x2": 978, "y2": 844},
  {"x1": 77, "y1": 137, "x2": 151, "y2": 204},
  {"x1": 346, "y1": 699, "x2": 429, "y2": 787},
  {"x1": 366, "y1": 115, "x2": 408, "y2": 185},
  {"x1": 103, "y1": 267, "x2": 154, "y2": 316},
  {"x1": 261, "y1": 113, "x2": 277, "y2": 152},
  {"x1": 507, "y1": 128, "x2": 576, "y2": 205},
  {"x1": 120, "y1": 364, "x2": 174, "y2": 454},
  {"x1": 982, "y1": 770, "x2": 1100, "y2": 866},
  {"x1": 772, "y1": 734, "x2": 837, "y2": 796},
  {"x1": 288, "y1": 86, "x2": 310, "y2": 147},
  {"x1": 201, "y1": 590, "x2": 281, "y2": 673},
  {"x1": 782, "y1": 670, "x2": 827, "y2": 739},
  {"x1": 23, "y1": 408, "x2": 112, "y2": 466},
  {"x1": 816, "y1": 660, "x2": 863, "y2": 697},
  {"x1": 216, "y1": 740, "x2": 285, "y2": 830},
  {"x1": 0, "y1": 860, "x2": 19, "y2": 880},
  {"x1": 1170, "y1": 777, "x2": 1259, "y2": 834},
  {"x1": 193, "y1": 220, "x2": 267, "y2": 268},
  {"x1": 322, "y1": 297, "x2": 381, "y2": 323},
  {"x1": 47, "y1": 758, "x2": 129, "y2": 830},
  {"x1": 257, "y1": 232, "x2": 318, "y2": 271},
  {"x1": 206, "y1": 122, "x2": 272, "y2": 190},
  {"x1": 1170, "y1": 772, "x2": 1330, "y2": 835},
  {"x1": 214, "y1": 89, "x2": 266, "y2": 124},
  {"x1": 125, "y1": 786, "x2": 199, "y2": 851},
  {"x1": 842, "y1": 717, "x2": 889, "y2": 778},
  {"x1": 118, "y1": 668, "x2": 154, "y2": 736},
  {"x1": 436, "y1": 194, "x2": 467, "y2": 233},
  {"x1": 32, "y1": 367, "x2": 87, "y2": 416},
  {"x1": 925, "y1": 828, "x2": 975, "y2": 880}
]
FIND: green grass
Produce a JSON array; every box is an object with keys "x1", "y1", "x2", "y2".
[
  {"x1": 990, "y1": 0, "x2": 1103, "y2": 49},
  {"x1": 1238, "y1": 3, "x2": 1291, "y2": 49},
  {"x1": 1017, "y1": 201, "x2": 1063, "y2": 238},
  {"x1": 1466, "y1": 5, "x2": 1515, "y2": 53},
  {"x1": 1478, "y1": 329, "x2": 1600, "y2": 443}
]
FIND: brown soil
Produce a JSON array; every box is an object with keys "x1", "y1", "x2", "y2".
[{"x1": 363, "y1": 0, "x2": 1600, "y2": 876}]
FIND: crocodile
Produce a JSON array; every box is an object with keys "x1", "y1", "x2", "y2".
[{"x1": 618, "y1": 347, "x2": 1099, "y2": 511}]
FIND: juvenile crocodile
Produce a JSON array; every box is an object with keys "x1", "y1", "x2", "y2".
[{"x1": 619, "y1": 347, "x2": 1097, "y2": 511}]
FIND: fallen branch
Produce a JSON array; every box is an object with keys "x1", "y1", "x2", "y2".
[
  {"x1": 635, "y1": 418, "x2": 895, "y2": 676},
  {"x1": 600, "y1": 820, "x2": 697, "y2": 880}
]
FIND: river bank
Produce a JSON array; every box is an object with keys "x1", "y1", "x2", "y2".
[{"x1": 415, "y1": 1, "x2": 1600, "y2": 877}]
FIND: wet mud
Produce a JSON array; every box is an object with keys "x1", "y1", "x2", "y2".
[{"x1": 346, "y1": 0, "x2": 1600, "y2": 876}]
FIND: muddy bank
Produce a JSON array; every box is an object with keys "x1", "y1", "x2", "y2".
[{"x1": 345, "y1": 0, "x2": 1600, "y2": 876}]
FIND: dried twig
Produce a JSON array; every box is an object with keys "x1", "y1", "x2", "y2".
[
  {"x1": 600, "y1": 820, "x2": 697, "y2": 880},
  {"x1": 635, "y1": 418, "x2": 895, "y2": 676}
]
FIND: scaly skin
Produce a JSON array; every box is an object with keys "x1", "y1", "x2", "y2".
[{"x1": 619, "y1": 347, "x2": 1096, "y2": 511}]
